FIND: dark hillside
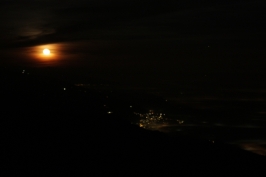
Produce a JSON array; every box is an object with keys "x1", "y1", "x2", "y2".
[{"x1": 1, "y1": 71, "x2": 266, "y2": 176}]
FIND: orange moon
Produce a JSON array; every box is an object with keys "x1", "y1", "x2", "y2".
[{"x1": 43, "y1": 48, "x2": 50, "y2": 55}]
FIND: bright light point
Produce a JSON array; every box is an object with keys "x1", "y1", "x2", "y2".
[{"x1": 43, "y1": 48, "x2": 50, "y2": 55}]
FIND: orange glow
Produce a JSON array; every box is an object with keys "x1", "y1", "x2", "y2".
[
  {"x1": 30, "y1": 44, "x2": 60, "y2": 62},
  {"x1": 22, "y1": 42, "x2": 84, "y2": 66}
]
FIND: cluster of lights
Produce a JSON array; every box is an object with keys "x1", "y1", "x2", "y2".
[
  {"x1": 177, "y1": 120, "x2": 184, "y2": 124},
  {"x1": 134, "y1": 110, "x2": 166, "y2": 129},
  {"x1": 21, "y1": 69, "x2": 29, "y2": 75}
]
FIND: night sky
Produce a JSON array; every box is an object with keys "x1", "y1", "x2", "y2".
[
  {"x1": 1, "y1": 0, "x2": 266, "y2": 157},
  {"x1": 0, "y1": 0, "x2": 266, "y2": 86}
]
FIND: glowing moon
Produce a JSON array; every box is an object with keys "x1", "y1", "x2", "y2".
[{"x1": 43, "y1": 48, "x2": 50, "y2": 55}]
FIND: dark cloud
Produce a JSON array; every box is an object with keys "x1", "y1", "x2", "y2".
[{"x1": 1, "y1": 0, "x2": 265, "y2": 48}]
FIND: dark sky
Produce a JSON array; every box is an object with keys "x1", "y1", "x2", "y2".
[{"x1": 0, "y1": 0, "x2": 266, "y2": 85}]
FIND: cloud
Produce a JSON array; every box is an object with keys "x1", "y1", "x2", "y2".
[{"x1": 1, "y1": 0, "x2": 265, "y2": 49}]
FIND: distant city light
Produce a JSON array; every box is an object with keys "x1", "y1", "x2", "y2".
[
  {"x1": 177, "y1": 120, "x2": 184, "y2": 124},
  {"x1": 134, "y1": 110, "x2": 167, "y2": 129},
  {"x1": 107, "y1": 111, "x2": 112, "y2": 114},
  {"x1": 63, "y1": 88, "x2": 66, "y2": 90}
]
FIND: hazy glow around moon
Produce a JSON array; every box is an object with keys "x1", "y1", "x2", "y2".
[{"x1": 43, "y1": 48, "x2": 50, "y2": 55}]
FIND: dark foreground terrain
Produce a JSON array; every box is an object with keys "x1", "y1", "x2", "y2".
[{"x1": 2, "y1": 70, "x2": 266, "y2": 176}]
